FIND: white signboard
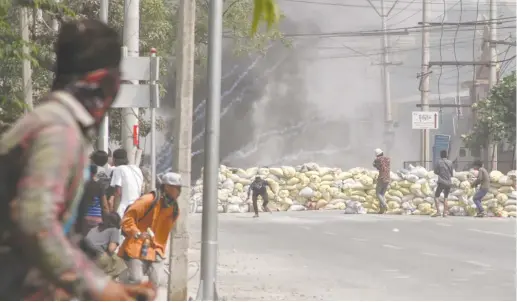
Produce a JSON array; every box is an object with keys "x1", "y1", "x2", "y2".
[{"x1": 412, "y1": 111, "x2": 439, "y2": 129}]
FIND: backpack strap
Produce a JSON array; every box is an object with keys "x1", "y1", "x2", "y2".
[{"x1": 137, "y1": 191, "x2": 160, "y2": 223}]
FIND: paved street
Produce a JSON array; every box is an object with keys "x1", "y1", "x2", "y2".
[{"x1": 160, "y1": 212, "x2": 516, "y2": 301}]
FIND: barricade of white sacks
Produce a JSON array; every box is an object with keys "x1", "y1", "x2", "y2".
[{"x1": 190, "y1": 163, "x2": 517, "y2": 217}]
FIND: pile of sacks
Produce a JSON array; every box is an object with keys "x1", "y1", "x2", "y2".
[{"x1": 189, "y1": 163, "x2": 517, "y2": 217}]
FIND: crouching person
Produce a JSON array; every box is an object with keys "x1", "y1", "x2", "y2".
[
  {"x1": 85, "y1": 213, "x2": 127, "y2": 279},
  {"x1": 118, "y1": 172, "x2": 183, "y2": 286}
]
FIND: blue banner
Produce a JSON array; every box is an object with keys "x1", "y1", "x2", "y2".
[{"x1": 433, "y1": 134, "x2": 451, "y2": 165}]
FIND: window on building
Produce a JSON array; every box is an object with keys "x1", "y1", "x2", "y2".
[{"x1": 459, "y1": 148, "x2": 467, "y2": 157}]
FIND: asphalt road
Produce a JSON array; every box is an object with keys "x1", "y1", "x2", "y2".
[{"x1": 160, "y1": 212, "x2": 516, "y2": 301}]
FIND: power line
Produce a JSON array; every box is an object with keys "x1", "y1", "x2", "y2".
[
  {"x1": 282, "y1": 0, "x2": 515, "y2": 11},
  {"x1": 279, "y1": 17, "x2": 515, "y2": 38}
]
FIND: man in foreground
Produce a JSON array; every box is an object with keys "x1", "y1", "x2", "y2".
[
  {"x1": 373, "y1": 148, "x2": 390, "y2": 214},
  {"x1": 118, "y1": 172, "x2": 183, "y2": 286},
  {"x1": 247, "y1": 176, "x2": 273, "y2": 217},
  {"x1": 472, "y1": 160, "x2": 490, "y2": 217},
  {"x1": 0, "y1": 19, "x2": 154, "y2": 300},
  {"x1": 432, "y1": 150, "x2": 454, "y2": 217}
]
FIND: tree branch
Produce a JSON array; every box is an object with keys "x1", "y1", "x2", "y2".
[{"x1": 223, "y1": 0, "x2": 242, "y2": 17}]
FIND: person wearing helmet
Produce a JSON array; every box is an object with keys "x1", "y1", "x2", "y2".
[
  {"x1": 0, "y1": 20, "x2": 155, "y2": 300},
  {"x1": 373, "y1": 148, "x2": 391, "y2": 214},
  {"x1": 247, "y1": 176, "x2": 273, "y2": 217}
]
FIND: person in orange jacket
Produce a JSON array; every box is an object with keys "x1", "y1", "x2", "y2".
[{"x1": 118, "y1": 172, "x2": 183, "y2": 286}]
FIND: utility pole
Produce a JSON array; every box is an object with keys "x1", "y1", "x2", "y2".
[
  {"x1": 98, "y1": 0, "x2": 110, "y2": 152},
  {"x1": 20, "y1": 7, "x2": 33, "y2": 112},
  {"x1": 366, "y1": 0, "x2": 399, "y2": 154},
  {"x1": 121, "y1": 0, "x2": 140, "y2": 155},
  {"x1": 168, "y1": 0, "x2": 196, "y2": 299},
  {"x1": 488, "y1": 0, "x2": 498, "y2": 170},
  {"x1": 197, "y1": 0, "x2": 223, "y2": 299},
  {"x1": 420, "y1": 0, "x2": 430, "y2": 169}
]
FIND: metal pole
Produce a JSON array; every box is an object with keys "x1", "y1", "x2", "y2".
[
  {"x1": 20, "y1": 7, "x2": 33, "y2": 112},
  {"x1": 150, "y1": 49, "x2": 158, "y2": 189},
  {"x1": 121, "y1": 0, "x2": 140, "y2": 155},
  {"x1": 98, "y1": 0, "x2": 110, "y2": 152},
  {"x1": 168, "y1": 0, "x2": 196, "y2": 299},
  {"x1": 488, "y1": 0, "x2": 498, "y2": 170},
  {"x1": 420, "y1": 0, "x2": 430, "y2": 169},
  {"x1": 380, "y1": 0, "x2": 394, "y2": 153},
  {"x1": 198, "y1": 0, "x2": 223, "y2": 300}
]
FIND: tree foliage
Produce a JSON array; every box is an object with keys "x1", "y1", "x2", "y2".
[
  {"x1": 0, "y1": 0, "x2": 284, "y2": 141},
  {"x1": 462, "y1": 71, "x2": 516, "y2": 148}
]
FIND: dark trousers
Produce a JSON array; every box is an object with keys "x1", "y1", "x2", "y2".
[{"x1": 252, "y1": 192, "x2": 269, "y2": 215}]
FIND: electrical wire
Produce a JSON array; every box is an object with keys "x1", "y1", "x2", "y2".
[
  {"x1": 471, "y1": 0, "x2": 481, "y2": 102},
  {"x1": 453, "y1": 0, "x2": 463, "y2": 118},
  {"x1": 387, "y1": 0, "x2": 416, "y2": 21},
  {"x1": 277, "y1": 17, "x2": 516, "y2": 38},
  {"x1": 436, "y1": 0, "x2": 453, "y2": 113},
  {"x1": 282, "y1": 0, "x2": 515, "y2": 11}
]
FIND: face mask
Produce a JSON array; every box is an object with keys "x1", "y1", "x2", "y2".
[{"x1": 163, "y1": 193, "x2": 176, "y2": 208}]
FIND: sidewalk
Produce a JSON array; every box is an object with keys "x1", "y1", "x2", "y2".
[{"x1": 156, "y1": 232, "x2": 202, "y2": 301}]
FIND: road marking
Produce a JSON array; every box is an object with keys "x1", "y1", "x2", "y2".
[
  {"x1": 421, "y1": 252, "x2": 439, "y2": 257},
  {"x1": 467, "y1": 228, "x2": 515, "y2": 238},
  {"x1": 299, "y1": 226, "x2": 311, "y2": 230},
  {"x1": 394, "y1": 275, "x2": 411, "y2": 279},
  {"x1": 383, "y1": 269, "x2": 399, "y2": 273},
  {"x1": 382, "y1": 244, "x2": 403, "y2": 250},
  {"x1": 436, "y1": 222, "x2": 452, "y2": 227},
  {"x1": 452, "y1": 278, "x2": 469, "y2": 282},
  {"x1": 352, "y1": 237, "x2": 368, "y2": 242},
  {"x1": 465, "y1": 260, "x2": 492, "y2": 269},
  {"x1": 323, "y1": 231, "x2": 336, "y2": 236}
]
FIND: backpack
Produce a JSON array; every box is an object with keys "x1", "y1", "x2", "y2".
[{"x1": 120, "y1": 191, "x2": 160, "y2": 238}]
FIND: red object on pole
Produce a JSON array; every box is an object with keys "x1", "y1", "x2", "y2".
[{"x1": 133, "y1": 125, "x2": 139, "y2": 147}]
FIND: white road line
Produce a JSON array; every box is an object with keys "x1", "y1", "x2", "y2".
[
  {"x1": 383, "y1": 269, "x2": 399, "y2": 273},
  {"x1": 467, "y1": 228, "x2": 515, "y2": 238},
  {"x1": 465, "y1": 260, "x2": 492, "y2": 269},
  {"x1": 394, "y1": 275, "x2": 411, "y2": 279},
  {"x1": 436, "y1": 222, "x2": 452, "y2": 227},
  {"x1": 323, "y1": 231, "x2": 336, "y2": 236},
  {"x1": 421, "y1": 252, "x2": 439, "y2": 257},
  {"x1": 352, "y1": 237, "x2": 368, "y2": 242},
  {"x1": 382, "y1": 244, "x2": 403, "y2": 250},
  {"x1": 299, "y1": 226, "x2": 311, "y2": 230}
]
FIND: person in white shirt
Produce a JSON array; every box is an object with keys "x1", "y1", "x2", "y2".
[{"x1": 110, "y1": 149, "x2": 144, "y2": 218}]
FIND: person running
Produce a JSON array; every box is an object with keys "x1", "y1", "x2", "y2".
[
  {"x1": 432, "y1": 150, "x2": 454, "y2": 217},
  {"x1": 118, "y1": 172, "x2": 183, "y2": 286},
  {"x1": 373, "y1": 148, "x2": 390, "y2": 214},
  {"x1": 247, "y1": 176, "x2": 272, "y2": 217},
  {"x1": 0, "y1": 19, "x2": 155, "y2": 300},
  {"x1": 471, "y1": 160, "x2": 490, "y2": 217}
]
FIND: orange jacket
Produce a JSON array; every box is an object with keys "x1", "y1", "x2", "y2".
[{"x1": 118, "y1": 192, "x2": 179, "y2": 261}]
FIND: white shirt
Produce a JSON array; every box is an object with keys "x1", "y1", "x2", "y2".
[{"x1": 110, "y1": 164, "x2": 144, "y2": 217}]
